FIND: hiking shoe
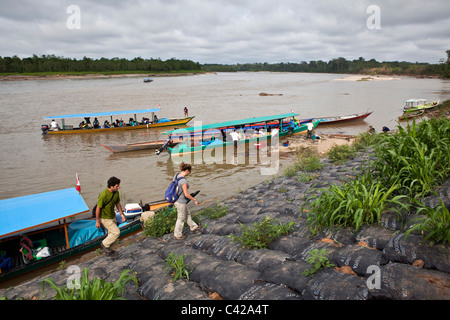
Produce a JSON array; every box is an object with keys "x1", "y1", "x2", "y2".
[{"x1": 101, "y1": 243, "x2": 115, "y2": 255}]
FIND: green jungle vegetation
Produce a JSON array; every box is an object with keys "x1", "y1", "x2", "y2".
[
  {"x1": 306, "y1": 105, "x2": 450, "y2": 245},
  {"x1": 1, "y1": 50, "x2": 450, "y2": 78}
]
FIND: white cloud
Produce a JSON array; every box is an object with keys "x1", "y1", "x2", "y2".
[{"x1": 0, "y1": 0, "x2": 449, "y2": 64}]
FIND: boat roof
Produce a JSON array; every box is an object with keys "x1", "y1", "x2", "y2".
[
  {"x1": 44, "y1": 108, "x2": 161, "y2": 120},
  {"x1": 405, "y1": 99, "x2": 426, "y2": 103},
  {"x1": 0, "y1": 188, "x2": 89, "y2": 238},
  {"x1": 164, "y1": 112, "x2": 299, "y2": 135}
]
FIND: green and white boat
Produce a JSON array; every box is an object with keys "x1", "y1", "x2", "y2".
[{"x1": 160, "y1": 113, "x2": 320, "y2": 156}]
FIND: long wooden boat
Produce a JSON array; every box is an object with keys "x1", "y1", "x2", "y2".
[
  {"x1": 102, "y1": 138, "x2": 181, "y2": 153},
  {"x1": 403, "y1": 99, "x2": 439, "y2": 113},
  {"x1": 398, "y1": 109, "x2": 425, "y2": 121},
  {"x1": 313, "y1": 111, "x2": 373, "y2": 125},
  {"x1": 0, "y1": 188, "x2": 198, "y2": 282},
  {"x1": 41, "y1": 107, "x2": 194, "y2": 135},
  {"x1": 160, "y1": 113, "x2": 320, "y2": 156}
]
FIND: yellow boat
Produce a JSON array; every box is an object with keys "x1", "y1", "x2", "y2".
[{"x1": 41, "y1": 108, "x2": 194, "y2": 135}]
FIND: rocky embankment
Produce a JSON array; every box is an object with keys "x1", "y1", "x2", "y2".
[{"x1": 1, "y1": 149, "x2": 449, "y2": 300}]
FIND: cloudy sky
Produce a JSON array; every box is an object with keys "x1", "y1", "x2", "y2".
[{"x1": 1, "y1": 0, "x2": 449, "y2": 64}]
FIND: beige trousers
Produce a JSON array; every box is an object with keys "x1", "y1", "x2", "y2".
[
  {"x1": 174, "y1": 202, "x2": 198, "y2": 238},
  {"x1": 101, "y1": 218, "x2": 120, "y2": 248}
]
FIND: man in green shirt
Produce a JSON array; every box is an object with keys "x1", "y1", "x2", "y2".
[{"x1": 95, "y1": 176, "x2": 126, "y2": 255}]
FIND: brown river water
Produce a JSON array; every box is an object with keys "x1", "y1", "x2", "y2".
[{"x1": 1, "y1": 72, "x2": 449, "y2": 216}]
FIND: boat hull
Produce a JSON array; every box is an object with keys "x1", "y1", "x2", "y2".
[
  {"x1": 44, "y1": 117, "x2": 194, "y2": 135},
  {"x1": 102, "y1": 140, "x2": 180, "y2": 153},
  {"x1": 403, "y1": 101, "x2": 439, "y2": 113},
  {"x1": 313, "y1": 111, "x2": 373, "y2": 125}
]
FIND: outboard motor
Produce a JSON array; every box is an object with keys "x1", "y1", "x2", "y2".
[
  {"x1": 41, "y1": 124, "x2": 49, "y2": 135},
  {"x1": 156, "y1": 139, "x2": 172, "y2": 155}
]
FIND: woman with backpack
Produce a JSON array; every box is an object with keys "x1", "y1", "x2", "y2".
[{"x1": 173, "y1": 162, "x2": 200, "y2": 240}]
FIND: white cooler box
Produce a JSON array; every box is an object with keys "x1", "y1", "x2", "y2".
[{"x1": 124, "y1": 203, "x2": 143, "y2": 219}]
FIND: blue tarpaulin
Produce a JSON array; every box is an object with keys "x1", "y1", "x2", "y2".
[
  {"x1": 0, "y1": 188, "x2": 89, "y2": 238},
  {"x1": 68, "y1": 220, "x2": 104, "y2": 247}
]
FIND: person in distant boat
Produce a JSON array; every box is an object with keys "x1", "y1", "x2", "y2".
[
  {"x1": 306, "y1": 121, "x2": 314, "y2": 139},
  {"x1": 173, "y1": 163, "x2": 200, "y2": 240},
  {"x1": 154, "y1": 115, "x2": 158, "y2": 123},
  {"x1": 382, "y1": 126, "x2": 390, "y2": 133},
  {"x1": 104, "y1": 120, "x2": 111, "y2": 128},
  {"x1": 79, "y1": 121, "x2": 87, "y2": 129},
  {"x1": 50, "y1": 119, "x2": 60, "y2": 131},
  {"x1": 95, "y1": 176, "x2": 125, "y2": 256},
  {"x1": 184, "y1": 106, "x2": 189, "y2": 117},
  {"x1": 230, "y1": 130, "x2": 240, "y2": 148},
  {"x1": 93, "y1": 117, "x2": 100, "y2": 129},
  {"x1": 368, "y1": 126, "x2": 375, "y2": 134}
]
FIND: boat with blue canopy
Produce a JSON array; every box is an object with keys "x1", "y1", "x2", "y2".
[
  {"x1": 159, "y1": 113, "x2": 320, "y2": 156},
  {"x1": 0, "y1": 187, "x2": 196, "y2": 282},
  {"x1": 41, "y1": 107, "x2": 194, "y2": 134}
]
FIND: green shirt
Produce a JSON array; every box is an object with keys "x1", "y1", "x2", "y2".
[{"x1": 97, "y1": 188, "x2": 120, "y2": 219}]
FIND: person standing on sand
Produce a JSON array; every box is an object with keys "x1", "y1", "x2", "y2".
[
  {"x1": 173, "y1": 162, "x2": 200, "y2": 240},
  {"x1": 95, "y1": 176, "x2": 125, "y2": 255},
  {"x1": 306, "y1": 121, "x2": 314, "y2": 139}
]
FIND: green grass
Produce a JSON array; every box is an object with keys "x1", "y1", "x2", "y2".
[
  {"x1": 305, "y1": 116, "x2": 450, "y2": 245},
  {"x1": 165, "y1": 252, "x2": 191, "y2": 281},
  {"x1": 42, "y1": 268, "x2": 137, "y2": 300}
]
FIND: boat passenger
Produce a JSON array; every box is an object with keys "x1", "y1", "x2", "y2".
[
  {"x1": 93, "y1": 117, "x2": 100, "y2": 129},
  {"x1": 95, "y1": 176, "x2": 125, "y2": 256},
  {"x1": 79, "y1": 121, "x2": 87, "y2": 129},
  {"x1": 50, "y1": 119, "x2": 60, "y2": 131},
  {"x1": 104, "y1": 120, "x2": 111, "y2": 128}
]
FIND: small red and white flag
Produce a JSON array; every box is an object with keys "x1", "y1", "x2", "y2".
[{"x1": 76, "y1": 173, "x2": 81, "y2": 192}]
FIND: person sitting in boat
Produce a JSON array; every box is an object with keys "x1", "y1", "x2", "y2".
[
  {"x1": 50, "y1": 119, "x2": 60, "y2": 131},
  {"x1": 142, "y1": 117, "x2": 150, "y2": 124},
  {"x1": 79, "y1": 121, "x2": 87, "y2": 129},
  {"x1": 154, "y1": 115, "x2": 159, "y2": 123},
  {"x1": 382, "y1": 126, "x2": 390, "y2": 133},
  {"x1": 104, "y1": 120, "x2": 111, "y2": 128},
  {"x1": 93, "y1": 117, "x2": 100, "y2": 129},
  {"x1": 119, "y1": 120, "x2": 125, "y2": 127}
]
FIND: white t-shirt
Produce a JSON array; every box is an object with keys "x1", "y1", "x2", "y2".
[
  {"x1": 230, "y1": 131, "x2": 240, "y2": 141},
  {"x1": 307, "y1": 122, "x2": 314, "y2": 130}
]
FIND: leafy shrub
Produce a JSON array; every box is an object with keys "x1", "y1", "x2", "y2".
[
  {"x1": 230, "y1": 217, "x2": 296, "y2": 249},
  {"x1": 197, "y1": 202, "x2": 228, "y2": 220},
  {"x1": 302, "y1": 249, "x2": 335, "y2": 277},
  {"x1": 143, "y1": 206, "x2": 177, "y2": 237},
  {"x1": 327, "y1": 144, "x2": 356, "y2": 164}
]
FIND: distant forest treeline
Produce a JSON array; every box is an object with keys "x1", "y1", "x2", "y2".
[
  {"x1": 0, "y1": 55, "x2": 202, "y2": 73},
  {"x1": 203, "y1": 56, "x2": 450, "y2": 78},
  {"x1": 1, "y1": 53, "x2": 449, "y2": 78}
]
